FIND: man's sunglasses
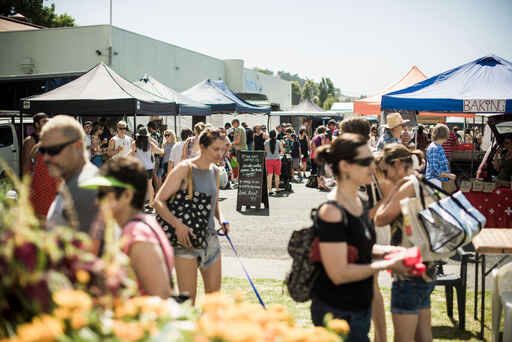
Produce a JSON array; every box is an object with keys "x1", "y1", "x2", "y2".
[
  {"x1": 40, "y1": 139, "x2": 78, "y2": 156},
  {"x1": 350, "y1": 156, "x2": 375, "y2": 167},
  {"x1": 118, "y1": 127, "x2": 127, "y2": 130}
]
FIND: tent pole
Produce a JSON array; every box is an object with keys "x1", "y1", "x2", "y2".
[
  {"x1": 174, "y1": 115, "x2": 177, "y2": 135},
  {"x1": 471, "y1": 115, "x2": 475, "y2": 177},
  {"x1": 19, "y1": 111, "x2": 24, "y2": 178},
  {"x1": 134, "y1": 114, "x2": 137, "y2": 135}
]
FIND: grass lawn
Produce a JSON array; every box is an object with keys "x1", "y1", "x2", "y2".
[{"x1": 196, "y1": 277, "x2": 497, "y2": 342}]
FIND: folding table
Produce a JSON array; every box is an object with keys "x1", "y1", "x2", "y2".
[{"x1": 473, "y1": 229, "x2": 512, "y2": 339}]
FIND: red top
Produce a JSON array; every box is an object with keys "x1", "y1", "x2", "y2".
[
  {"x1": 121, "y1": 214, "x2": 174, "y2": 294},
  {"x1": 30, "y1": 153, "x2": 59, "y2": 217},
  {"x1": 442, "y1": 131, "x2": 459, "y2": 159}
]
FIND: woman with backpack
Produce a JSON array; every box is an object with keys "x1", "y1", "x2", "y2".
[
  {"x1": 131, "y1": 127, "x2": 163, "y2": 209},
  {"x1": 312, "y1": 133, "x2": 409, "y2": 342},
  {"x1": 373, "y1": 144, "x2": 434, "y2": 342}
]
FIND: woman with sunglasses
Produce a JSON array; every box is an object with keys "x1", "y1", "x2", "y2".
[
  {"x1": 160, "y1": 129, "x2": 176, "y2": 179},
  {"x1": 154, "y1": 128, "x2": 229, "y2": 304},
  {"x1": 311, "y1": 133, "x2": 408, "y2": 342},
  {"x1": 373, "y1": 144, "x2": 434, "y2": 342},
  {"x1": 81, "y1": 156, "x2": 175, "y2": 298}
]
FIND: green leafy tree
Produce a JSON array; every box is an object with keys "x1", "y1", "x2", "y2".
[
  {"x1": 318, "y1": 78, "x2": 329, "y2": 108},
  {"x1": 277, "y1": 71, "x2": 306, "y2": 87},
  {"x1": 253, "y1": 67, "x2": 273, "y2": 76},
  {"x1": 302, "y1": 79, "x2": 318, "y2": 102},
  {"x1": 323, "y1": 94, "x2": 338, "y2": 110},
  {"x1": 291, "y1": 81, "x2": 302, "y2": 105},
  {"x1": 0, "y1": 0, "x2": 75, "y2": 27}
]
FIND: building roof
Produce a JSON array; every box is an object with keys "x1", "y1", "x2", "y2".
[{"x1": 0, "y1": 15, "x2": 44, "y2": 32}]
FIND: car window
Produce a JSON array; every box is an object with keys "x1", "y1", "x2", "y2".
[
  {"x1": 496, "y1": 121, "x2": 512, "y2": 135},
  {"x1": 0, "y1": 126, "x2": 14, "y2": 147}
]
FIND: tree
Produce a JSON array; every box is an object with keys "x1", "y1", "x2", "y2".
[
  {"x1": 318, "y1": 78, "x2": 329, "y2": 108},
  {"x1": 0, "y1": 0, "x2": 75, "y2": 27},
  {"x1": 277, "y1": 71, "x2": 306, "y2": 87},
  {"x1": 253, "y1": 67, "x2": 273, "y2": 76},
  {"x1": 323, "y1": 94, "x2": 337, "y2": 110},
  {"x1": 291, "y1": 81, "x2": 301, "y2": 105},
  {"x1": 302, "y1": 80, "x2": 318, "y2": 102}
]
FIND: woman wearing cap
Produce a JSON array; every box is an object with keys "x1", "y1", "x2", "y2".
[
  {"x1": 131, "y1": 127, "x2": 163, "y2": 208},
  {"x1": 81, "y1": 156, "x2": 175, "y2": 298},
  {"x1": 376, "y1": 113, "x2": 408, "y2": 151},
  {"x1": 374, "y1": 144, "x2": 435, "y2": 342}
]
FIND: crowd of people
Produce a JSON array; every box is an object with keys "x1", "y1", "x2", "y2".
[{"x1": 18, "y1": 111, "x2": 511, "y2": 342}]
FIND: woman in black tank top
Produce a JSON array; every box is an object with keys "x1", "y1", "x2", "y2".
[
  {"x1": 253, "y1": 126, "x2": 265, "y2": 151},
  {"x1": 310, "y1": 134, "x2": 409, "y2": 342}
]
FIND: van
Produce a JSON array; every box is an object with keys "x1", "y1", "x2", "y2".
[{"x1": 0, "y1": 111, "x2": 33, "y2": 178}]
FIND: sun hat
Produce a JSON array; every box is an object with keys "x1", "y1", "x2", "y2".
[
  {"x1": 79, "y1": 175, "x2": 135, "y2": 190},
  {"x1": 384, "y1": 112, "x2": 409, "y2": 129}
]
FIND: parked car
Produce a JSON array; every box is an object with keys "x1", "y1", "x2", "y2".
[{"x1": 0, "y1": 111, "x2": 33, "y2": 178}]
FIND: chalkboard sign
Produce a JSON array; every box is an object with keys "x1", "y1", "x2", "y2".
[{"x1": 236, "y1": 151, "x2": 268, "y2": 211}]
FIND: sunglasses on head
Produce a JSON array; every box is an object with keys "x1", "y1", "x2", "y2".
[
  {"x1": 350, "y1": 156, "x2": 375, "y2": 167},
  {"x1": 39, "y1": 139, "x2": 78, "y2": 156}
]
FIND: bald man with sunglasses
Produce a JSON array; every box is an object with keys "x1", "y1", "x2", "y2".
[{"x1": 41, "y1": 115, "x2": 100, "y2": 234}]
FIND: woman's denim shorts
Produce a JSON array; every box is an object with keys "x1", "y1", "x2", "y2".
[
  {"x1": 391, "y1": 277, "x2": 435, "y2": 315},
  {"x1": 173, "y1": 231, "x2": 221, "y2": 269}
]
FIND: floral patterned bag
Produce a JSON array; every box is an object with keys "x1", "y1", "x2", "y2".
[{"x1": 156, "y1": 164, "x2": 212, "y2": 249}]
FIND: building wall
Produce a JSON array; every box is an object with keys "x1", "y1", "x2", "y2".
[
  {"x1": 243, "y1": 69, "x2": 292, "y2": 110},
  {"x1": 0, "y1": 25, "x2": 110, "y2": 75},
  {"x1": 111, "y1": 27, "x2": 225, "y2": 92}
]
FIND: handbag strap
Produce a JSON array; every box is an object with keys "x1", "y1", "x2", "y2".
[
  {"x1": 408, "y1": 175, "x2": 426, "y2": 210},
  {"x1": 186, "y1": 163, "x2": 194, "y2": 200}
]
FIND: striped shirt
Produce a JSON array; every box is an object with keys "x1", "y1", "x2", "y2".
[{"x1": 441, "y1": 131, "x2": 458, "y2": 160}]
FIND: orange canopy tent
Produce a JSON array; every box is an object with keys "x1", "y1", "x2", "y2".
[{"x1": 354, "y1": 66, "x2": 474, "y2": 118}]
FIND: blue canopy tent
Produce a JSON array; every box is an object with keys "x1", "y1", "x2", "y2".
[
  {"x1": 133, "y1": 74, "x2": 211, "y2": 116},
  {"x1": 182, "y1": 79, "x2": 271, "y2": 114},
  {"x1": 381, "y1": 55, "x2": 512, "y2": 114}
]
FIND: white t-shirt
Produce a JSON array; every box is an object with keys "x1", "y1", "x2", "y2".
[
  {"x1": 170, "y1": 141, "x2": 185, "y2": 165},
  {"x1": 111, "y1": 135, "x2": 132, "y2": 160}
]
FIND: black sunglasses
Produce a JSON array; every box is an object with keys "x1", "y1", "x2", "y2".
[
  {"x1": 350, "y1": 156, "x2": 375, "y2": 167},
  {"x1": 40, "y1": 139, "x2": 78, "y2": 156},
  {"x1": 118, "y1": 127, "x2": 127, "y2": 130}
]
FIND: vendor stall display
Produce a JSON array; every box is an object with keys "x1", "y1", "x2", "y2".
[{"x1": 464, "y1": 187, "x2": 512, "y2": 228}]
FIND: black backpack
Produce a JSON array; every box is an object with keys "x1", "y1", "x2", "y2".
[{"x1": 285, "y1": 201, "x2": 346, "y2": 302}]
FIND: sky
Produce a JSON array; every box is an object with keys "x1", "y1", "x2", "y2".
[{"x1": 51, "y1": 0, "x2": 512, "y2": 96}]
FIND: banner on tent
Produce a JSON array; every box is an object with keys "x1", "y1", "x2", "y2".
[{"x1": 463, "y1": 99, "x2": 506, "y2": 113}]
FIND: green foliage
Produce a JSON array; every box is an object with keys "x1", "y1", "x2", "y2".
[
  {"x1": 291, "y1": 81, "x2": 302, "y2": 105},
  {"x1": 301, "y1": 80, "x2": 318, "y2": 101},
  {"x1": 253, "y1": 67, "x2": 274, "y2": 76},
  {"x1": 277, "y1": 71, "x2": 306, "y2": 87},
  {"x1": 0, "y1": 0, "x2": 75, "y2": 27},
  {"x1": 323, "y1": 94, "x2": 338, "y2": 110}
]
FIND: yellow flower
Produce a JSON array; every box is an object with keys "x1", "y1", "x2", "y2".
[
  {"x1": 75, "y1": 270, "x2": 90, "y2": 284},
  {"x1": 114, "y1": 300, "x2": 138, "y2": 318},
  {"x1": 53, "y1": 289, "x2": 92, "y2": 311},
  {"x1": 53, "y1": 307, "x2": 71, "y2": 320},
  {"x1": 111, "y1": 320, "x2": 144, "y2": 342},
  {"x1": 70, "y1": 311, "x2": 88, "y2": 330},
  {"x1": 16, "y1": 315, "x2": 63, "y2": 342},
  {"x1": 327, "y1": 319, "x2": 350, "y2": 335}
]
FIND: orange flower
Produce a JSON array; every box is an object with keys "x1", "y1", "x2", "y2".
[
  {"x1": 327, "y1": 319, "x2": 350, "y2": 335},
  {"x1": 53, "y1": 289, "x2": 92, "y2": 311},
  {"x1": 75, "y1": 270, "x2": 90, "y2": 284},
  {"x1": 111, "y1": 320, "x2": 144, "y2": 342},
  {"x1": 70, "y1": 311, "x2": 88, "y2": 330},
  {"x1": 16, "y1": 315, "x2": 63, "y2": 342}
]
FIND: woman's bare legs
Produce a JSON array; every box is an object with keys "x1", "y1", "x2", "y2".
[{"x1": 174, "y1": 256, "x2": 199, "y2": 304}]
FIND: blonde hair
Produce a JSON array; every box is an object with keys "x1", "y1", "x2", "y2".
[
  {"x1": 164, "y1": 129, "x2": 176, "y2": 144},
  {"x1": 432, "y1": 123, "x2": 449, "y2": 141},
  {"x1": 382, "y1": 143, "x2": 424, "y2": 171},
  {"x1": 194, "y1": 122, "x2": 206, "y2": 136},
  {"x1": 40, "y1": 115, "x2": 85, "y2": 148}
]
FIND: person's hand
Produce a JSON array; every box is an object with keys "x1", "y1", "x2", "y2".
[
  {"x1": 384, "y1": 257, "x2": 410, "y2": 275},
  {"x1": 175, "y1": 222, "x2": 196, "y2": 248},
  {"x1": 447, "y1": 173, "x2": 456, "y2": 180}
]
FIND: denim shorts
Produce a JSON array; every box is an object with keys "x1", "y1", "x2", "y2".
[
  {"x1": 311, "y1": 297, "x2": 371, "y2": 342},
  {"x1": 391, "y1": 278, "x2": 435, "y2": 315},
  {"x1": 173, "y1": 231, "x2": 221, "y2": 269}
]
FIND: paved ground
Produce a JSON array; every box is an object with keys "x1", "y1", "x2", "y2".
[{"x1": 217, "y1": 181, "x2": 509, "y2": 290}]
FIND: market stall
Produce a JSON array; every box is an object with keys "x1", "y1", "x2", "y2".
[
  {"x1": 134, "y1": 74, "x2": 211, "y2": 132},
  {"x1": 382, "y1": 54, "x2": 512, "y2": 228}
]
